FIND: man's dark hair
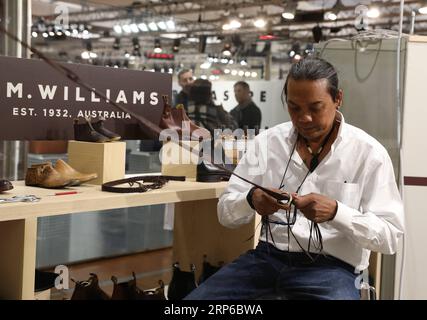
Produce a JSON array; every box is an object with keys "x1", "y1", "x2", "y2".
[
  {"x1": 177, "y1": 68, "x2": 192, "y2": 81},
  {"x1": 190, "y1": 78, "x2": 212, "y2": 104},
  {"x1": 234, "y1": 81, "x2": 250, "y2": 90},
  {"x1": 283, "y1": 58, "x2": 339, "y2": 103}
]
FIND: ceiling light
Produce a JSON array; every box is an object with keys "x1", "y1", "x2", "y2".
[
  {"x1": 113, "y1": 25, "x2": 122, "y2": 34},
  {"x1": 254, "y1": 17, "x2": 267, "y2": 28},
  {"x1": 122, "y1": 25, "x2": 131, "y2": 33},
  {"x1": 420, "y1": 1, "x2": 427, "y2": 14},
  {"x1": 138, "y1": 23, "x2": 148, "y2": 32},
  {"x1": 367, "y1": 7, "x2": 380, "y2": 18},
  {"x1": 282, "y1": 1, "x2": 297, "y2": 20},
  {"x1": 81, "y1": 51, "x2": 90, "y2": 59},
  {"x1": 201, "y1": 75, "x2": 207, "y2": 80},
  {"x1": 224, "y1": 68, "x2": 230, "y2": 74},
  {"x1": 31, "y1": 31, "x2": 38, "y2": 38},
  {"x1": 238, "y1": 70, "x2": 244, "y2": 77},
  {"x1": 209, "y1": 75, "x2": 216, "y2": 81},
  {"x1": 130, "y1": 23, "x2": 139, "y2": 33},
  {"x1": 148, "y1": 22, "x2": 158, "y2": 31},
  {"x1": 251, "y1": 72, "x2": 257, "y2": 78},
  {"x1": 244, "y1": 71, "x2": 251, "y2": 77},
  {"x1": 42, "y1": 32, "x2": 48, "y2": 38},
  {"x1": 166, "y1": 20, "x2": 175, "y2": 30},
  {"x1": 154, "y1": 38, "x2": 162, "y2": 53},
  {"x1": 200, "y1": 61, "x2": 212, "y2": 69},
  {"x1": 231, "y1": 70, "x2": 238, "y2": 76},
  {"x1": 157, "y1": 21, "x2": 167, "y2": 30},
  {"x1": 325, "y1": 12, "x2": 337, "y2": 21},
  {"x1": 240, "y1": 59, "x2": 247, "y2": 66}
]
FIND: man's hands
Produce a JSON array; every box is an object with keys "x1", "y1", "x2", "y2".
[
  {"x1": 292, "y1": 193, "x2": 338, "y2": 223},
  {"x1": 251, "y1": 188, "x2": 291, "y2": 216}
]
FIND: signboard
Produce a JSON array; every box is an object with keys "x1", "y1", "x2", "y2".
[
  {"x1": 0, "y1": 56, "x2": 172, "y2": 140},
  {"x1": 172, "y1": 80, "x2": 289, "y2": 128}
]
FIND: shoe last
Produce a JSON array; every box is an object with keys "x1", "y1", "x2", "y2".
[{"x1": 54, "y1": 159, "x2": 97, "y2": 186}]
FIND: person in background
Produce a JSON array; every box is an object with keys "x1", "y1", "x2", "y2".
[
  {"x1": 174, "y1": 69, "x2": 195, "y2": 110},
  {"x1": 187, "y1": 78, "x2": 237, "y2": 137},
  {"x1": 230, "y1": 81, "x2": 262, "y2": 130}
]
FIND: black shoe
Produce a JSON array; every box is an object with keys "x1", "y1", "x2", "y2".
[
  {"x1": 74, "y1": 118, "x2": 110, "y2": 143},
  {"x1": 167, "y1": 263, "x2": 197, "y2": 300},
  {"x1": 198, "y1": 255, "x2": 223, "y2": 284},
  {"x1": 196, "y1": 160, "x2": 232, "y2": 182},
  {"x1": 91, "y1": 117, "x2": 121, "y2": 141},
  {"x1": 0, "y1": 180, "x2": 13, "y2": 193},
  {"x1": 35, "y1": 269, "x2": 58, "y2": 292}
]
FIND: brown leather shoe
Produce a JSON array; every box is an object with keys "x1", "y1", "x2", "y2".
[
  {"x1": 159, "y1": 95, "x2": 182, "y2": 135},
  {"x1": 173, "y1": 104, "x2": 211, "y2": 141},
  {"x1": 74, "y1": 117, "x2": 110, "y2": 143},
  {"x1": 25, "y1": 162, "x2": 73, "y2": 188},
  {"x1": 71, "y1": 273, "x2": 110, "y2": 300},
  {"x1": 0, "y1": 180, "x2": 13, "y2": 192},
  {"x1": 54, "y1": 159, "x2": 97, "y2": 186},
  {"x1": 91, "y1": 117, "x2": 121, "y2": 141}
]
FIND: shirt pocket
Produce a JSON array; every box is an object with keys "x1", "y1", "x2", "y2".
[{"x1": 323, "y1": 180, "x2": 361, "y2": 210}]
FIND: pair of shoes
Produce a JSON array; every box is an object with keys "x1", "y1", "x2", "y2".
[
  {"x1": 0, "y1": 180, "x2": 13, "y2": 192},
  {"x1": 167, "y1": 262, "x2": 197, "y2": 300},
  {"x1": 70, "y1": 273, "x2": 110, "y2": 300},
  {"x1": 111, "y1": 272, "x2": 165, "y2": 300},
  {"x1": 74, "y1": 117, "x2": 121, "y2": 143},
  {"x1": 25, "y1": 159, "x2": 97, "y2": 188},
  {"x1": 159, "y1": 95, "x2": 210, "y2": 141},
  {"x1": 198, "y1": 255, "x2": 224, "y2": 284}
]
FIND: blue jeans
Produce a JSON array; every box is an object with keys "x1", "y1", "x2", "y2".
[{"x1": 184, "y1": 241, "x2": 360, "y2": 300}]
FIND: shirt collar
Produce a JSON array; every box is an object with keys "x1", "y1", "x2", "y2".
[{"x1": 285, "y1": 110, "x2": 347, "y2": 146}]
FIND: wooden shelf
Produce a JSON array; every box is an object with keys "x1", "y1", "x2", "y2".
[{"x1": 0, "y1": 180, "x2": 226, "y2": 222}]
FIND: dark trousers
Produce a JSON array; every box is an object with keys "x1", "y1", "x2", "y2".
[{"x1": 185, "y1": 241, "x2": 360, "y2": 300}]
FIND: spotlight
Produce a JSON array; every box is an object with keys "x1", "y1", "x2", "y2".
[
  {"x1": 154, "y1": 38, "x2": 162, "y2": 53},
  {"x1": 113, "y1": 38, "x2": 121, "y2": 50},
  {"x1": 173, "y1": 39, "x2": 180, "y2": 53},
  {"x1": 420, "y1": 1, "x2": 427, "y2": 14},
  {"x1": 282, "y1": 1, "x2": 297, "y2": 20}
]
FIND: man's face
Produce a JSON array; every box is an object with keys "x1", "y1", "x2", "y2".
[
  {"x1": 234, "y1": 85, "x2": 250, "y2": 104},
  {"x1": 178, "y1": 71, "x2": 194, "y2": 94},
  {"x1": 286, "y1": 78, "x2": 342, "y2": 143}
]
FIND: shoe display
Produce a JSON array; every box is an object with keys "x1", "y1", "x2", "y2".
[
  {"x1": 54, "y1": 159, "x2": 97, "y2": 186},
  {"x1": 70, "y1": 273, "x2": 110, "y2": 300},
  {"x1": 111, "y1": 273, "x2": 166, "y2": 300},
  {"x1": 91, "y1": 117, "x2": 121, "y2": 141},
  {"x1": 0, "y1": 179, "x2": 13, "y2": 192},
  {"x1": 198, "y1": 255, "x2": 223, "y2": 284},
  {"x1": 167, "y1": 262, "x2": 197, "y2": 300},
  {"x1": 74, "y1": 117, "x2": 110, "y2": 143},
  {"x1": 172, "y1": 104, "x2": 211, "y2": 141},
  {"x1": 196, "y1": 160, "x2": 231, "y2": 182},
  {"x1": 25, "y1": 162, "x2": 74, "y2": 188}
]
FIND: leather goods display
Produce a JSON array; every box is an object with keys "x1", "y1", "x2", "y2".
[
  {"x1": 111, "y1": 273, "x2": 165, "y2": 300},
  {"x1": 71, "y1": 273, "x2": 110, "y2": 300},
  {"x1": 198, "y1": 255, "x2": 224, "y2": 284},
  {"x1": 160, "y1": 95, "x2": 211, "y2": 141},
  {"x1": 102, "y1": 175, "x2": 185, "y2": 193},
  {"x1": 167, "y1": 262, "x2": 197, "y2": 300},
  {"x1": 0, "y1": 180, "x2": 13, "y2": 192},
  {"x1": 74, "y1": 117, "x2": 121, "y2": 143},
  {"x1": 0, "y1": 26, "x2": 292, "y2": 205},
  {"x1": 25, "y1": 160, "x2": 97, "y2": 188}
]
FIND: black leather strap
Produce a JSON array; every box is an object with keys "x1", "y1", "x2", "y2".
[
  {"x1": 246, "y1": 186, "x2": 258, "y2": 210},
  {"x1": 102, "y1": 175, "x2": 186, "y2": 193}
]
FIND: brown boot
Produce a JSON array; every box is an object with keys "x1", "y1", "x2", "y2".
[
  {"x1": 54, "y1": 159, "x2": 97, "y2": 186},
  {"x1": 25, "y1": 163, "x2": 73, "y2": 188},
  {"x1": 172, "y1": 104, "x2": 211, "y2": 141},
  {"x1": 71, "y1": 273, "x2": 110, "y2": 300}
]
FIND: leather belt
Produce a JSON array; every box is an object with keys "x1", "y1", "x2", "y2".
[{"x1": 102, "y1": 175, "x2": 186, "y2": 193}]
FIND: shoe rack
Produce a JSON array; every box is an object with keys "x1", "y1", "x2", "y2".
[{"x1": 0, "y1": 179, "x2": 260, "y2": 300}]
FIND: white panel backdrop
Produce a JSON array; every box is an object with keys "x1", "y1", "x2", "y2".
[{"x1": 172, "y1": 80, "x2": 290, "y2": 128}]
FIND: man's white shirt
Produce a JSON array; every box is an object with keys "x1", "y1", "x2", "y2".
[{"x1": 218, "y1": 113, "x2": 404, "y2": 271}]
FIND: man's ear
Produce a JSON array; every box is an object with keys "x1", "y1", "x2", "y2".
[{"x1": 335, "y1": 89, "x2": 343, "y2": 109}]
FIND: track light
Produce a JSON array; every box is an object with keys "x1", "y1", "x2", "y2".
[
  {"x1": 154, "y1": 38, "x2": 162, "y2": 53},
  {"x1": 282, "y1": 1, "x2": 297, "y2": 20}
]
